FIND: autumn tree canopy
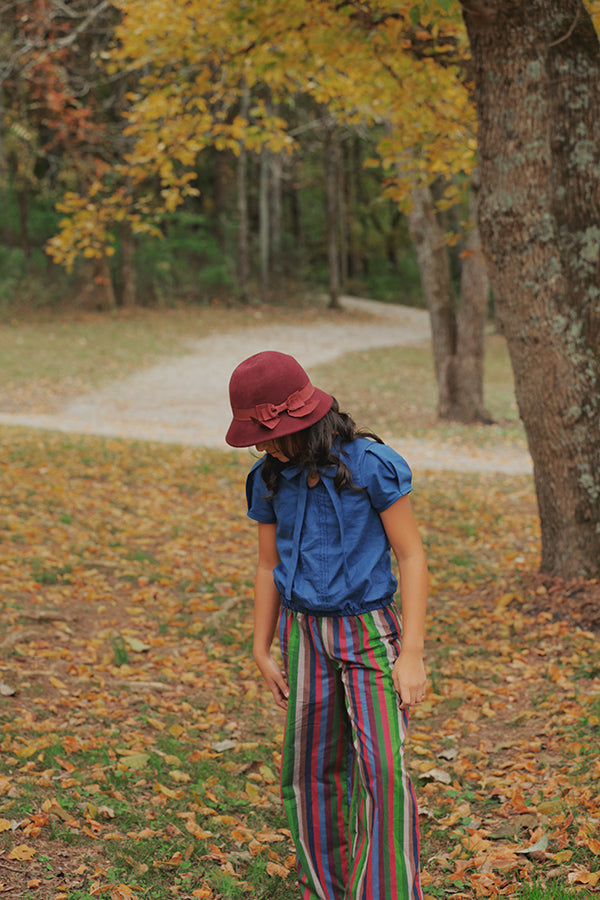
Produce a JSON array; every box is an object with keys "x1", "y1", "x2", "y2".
[{"x1": 47, "y1": 0, "x2": 475, "y2": 266}]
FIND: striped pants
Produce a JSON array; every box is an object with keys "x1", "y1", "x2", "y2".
[{"x1": 279, "y1": 604, "x2": 422, "y2": 900}]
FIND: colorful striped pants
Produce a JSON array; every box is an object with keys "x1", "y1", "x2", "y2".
[{"x1": 279, "y1": 604, "x2": 422, "y2": 900}]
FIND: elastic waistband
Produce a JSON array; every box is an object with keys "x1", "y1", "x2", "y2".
[{"x1": 281, "y1": 595, "x2": 394, "y2": 618}]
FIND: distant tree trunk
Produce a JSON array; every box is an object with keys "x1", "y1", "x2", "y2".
[
  {"x1": 271, "y1": 151, "x2": 283, "y2": 276},
  {"x1": 324, "y1": 124, "x2": 340, "y2": 309},
  {"x1": 285, "y1": 157, "x2": 302, "y2": 272},
  {"x1": 16, "y1": 187, "x2": 30, "y2": 259},
  {"x1": 461, "y1": 0, "x2": 600, "y2": 577},
  {"x1": 338, "y1": 139, "x2": 348, "y2": 291},
  {"x1": 0, "y1": 87, "x2": 4, "y2": 168},
  {"x1": 348, "y1": 137, "x2": 364, "y2": 278},
  {"x1": 237, "y1": 82, "x2": 250, "y2": 299},
  {"x1": 408, "y1": 185, "x2": 457, "y2": 419},
  {"x1": 80, "y1": 256, "x2": 116, "y2": 310},
  {"x1": 120, "y1": 224, "x2": 136, "y2": 307},
  {"x1": 452, "y1": 177, "x2": 490, "y2": 422},
  {"x1": 96, "y1": 256, "x2": 116, "y2": 310},
  {"x1": 213, "y1": 148, "x2": 228, "y2": 250},
  {"x1": 408, "y1": 183, "x2": 489, "y2": 422},
  {"x1": 259, "y1": 145, "x2": 270, "y2": 301}
]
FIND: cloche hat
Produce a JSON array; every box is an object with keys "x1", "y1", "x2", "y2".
[{"x1": 225, "y1": 351, "x2": 333, "y2": 448}]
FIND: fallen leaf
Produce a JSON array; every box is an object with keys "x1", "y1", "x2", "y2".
[
  {"x1": 8, "y1": 844, "x2": 36, "y2": 861},
  {"x1": 266, "y1": 861, "x2": 291, "y2": 878},
  {"x1": 212, "y1": 739, "x2": 237, "y2": 752},
  {"x1": 567, "y1": 870, "x2": 600, "y2": 886},
  {"x1": 419, "y1": 767, "x2": 452, "y2": 784},
  {"x1": 552, "y1": 849, "x2": 573, "y2": 863},
  {"x1": 438, "y1": 747, "x2": 458, "y2": 761},
  {"x1": 256, "y1": 830, "x2": 286, "y2": 842},
  {"x1": 168, "y1": 769, "x2": 191, "y2": 783},
  {"x1": 118, "y1": 753, "x2": 149, "y2": 770},
  {"x1": 123, "y1": 636, "x2": 150, "y2": 653},
  {"x1": 537, "y1": 798, "x2": 563, "y2": 815},
  {"x1": 516, "y1": 834, "x2": 549, "y2": 855}
]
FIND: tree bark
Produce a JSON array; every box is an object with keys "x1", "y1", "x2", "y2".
[
  {"x1": 120, "y1": 224, "x2": 136, "y2": 307},
  {"x1": 259, "y1": 145, "x2": 270, "y2": 301},
  {"x1": 213, "y1": 148, "x2": 228, "y2": 250},
  {"x1": 461, "y1": 0, "x2": 600, "y2": 577},
  {"x1": 408, "y1": 183, "x2": 489, "y2": 422},
  {"x1": 324, "y1": 124, "x2": 341, "y2": 309},
  {"x1": 237, "y1": 81, "x2": 250, "y2": 299},
  {"x1": 16, "y1": 187, "x2": 30, "y2": 259},
  {"x1": 271, "y1": 151, "x2": 283, "y2": 276},
  {"x1": 453, "y1": 179, "x2": 490, "y2": 422},
  {"x1": 407, "y1": 185, "x2": 457, "y2": 419},
  {"x1": 338, "y1": 138, "x2": 348, "y2": 291},
  {"x1": 79, "y1": 256, "x2": 116, "y2": 310}
]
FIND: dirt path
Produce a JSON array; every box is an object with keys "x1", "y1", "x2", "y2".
[{"x1": 0, "y1": 297, "x2": 532, "y2": 474}]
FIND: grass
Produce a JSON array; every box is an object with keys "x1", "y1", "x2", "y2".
[
  {"x1": 0, "y1": 296, "x2": 527, "y2": 456},
  {"x1": 314, "y1": 331, "x2": 526, "y2": 447},
  {"x1": 0, "y1": 430, "x2": 597, "y2": 900},
  {"x1": 0, "y1": 295, "x2": 362, "y2": 412},
  {"x1": 0, "y1": 303, "x2": 597, "y2": 900}
]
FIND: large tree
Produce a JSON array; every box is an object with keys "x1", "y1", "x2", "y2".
[{"x1": 460, "y1": 0, "x2": 600, "y2": 577}]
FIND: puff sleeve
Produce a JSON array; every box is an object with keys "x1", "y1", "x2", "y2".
[
  {"x1": 360, "y1": 442, "x2": 413, "y2": 512},
  {"x1": 246, "y1": 459, "x2": 276, "y2": 523}
]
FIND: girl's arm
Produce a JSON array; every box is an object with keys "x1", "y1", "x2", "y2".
[
  {"x1": 380, "y1": 495, "x2": 428, "y2": 710},
  {"x1": 253, "y1": 522, "x2": 289, "y2": 710}
]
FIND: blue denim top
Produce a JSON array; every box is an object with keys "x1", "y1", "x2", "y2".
[{"x1": 246, "y1": 438, "x2": 412, "y2": 616}]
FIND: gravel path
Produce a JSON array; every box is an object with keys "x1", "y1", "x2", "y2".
[{"x1": 0, "y1": 297, "x2": 532, "y2": 475}]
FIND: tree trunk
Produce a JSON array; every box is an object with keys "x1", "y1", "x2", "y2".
[
  {"x1": 259, "y1": 146, "x2": 270, "y2": 301},
  {"x1": 338, "y1": 138, "x2": 348, "y2": 291},
  {"x1": 96, "y1": 256, "x2": 117, "y2": 311},
  {"x1": 120, "y1": 224, "x2": 136, "y2": 307},
  {"x1": 407, "y1": 186, "x2": 457, "y2": 418},
  {"x1": 17, "y1": 187, "x2": 30, "y2": 260},
  {"x1": 452, "y1": 178, "x2": 490, "y2": 422},
  {"x1": 80, "y1": 256, "x2": 116, "y2": 311},
  {"x1": 271, "y1": 151, "x2": 283, "y2": 276},
  {"x1": 408, "y1": 183, "x2": 489, "y2": 422},
  {"x1": 213, "y1": 148, "x2": 228, "y2": 250},
  {"x1": 461, "y1": 0, "x2": 600, "y2": 577},
  {"x1": 237, "y1": 81, "x2": 250, "y2": 299},
  {"x1": 324, "y1": 124, "x2": 340, "y2": 309}
]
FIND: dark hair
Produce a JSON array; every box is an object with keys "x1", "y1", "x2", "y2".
[{"x1": 260, "y1": 398, "x2": 382, "y2": 495}]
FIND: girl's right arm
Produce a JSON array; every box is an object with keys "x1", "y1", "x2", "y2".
[{"x1": 253, "y1": 522, "x2": 289, "y2": 710}]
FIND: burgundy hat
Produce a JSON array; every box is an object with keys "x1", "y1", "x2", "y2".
[{"x1": 225, "y1": 351, "x2": 333, "y2": 447}]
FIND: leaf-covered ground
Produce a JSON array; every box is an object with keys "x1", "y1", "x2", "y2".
[{"x1": 0, "y1": 428, "x2": 598, "y2": 900}]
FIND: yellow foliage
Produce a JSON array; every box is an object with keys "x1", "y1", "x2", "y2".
[
  {"x1": 111, "y1": 0, "x2": 473, "y2": 203},
  {"x1": 51, "y1": 0, "x2": 476, "y2": 265}
]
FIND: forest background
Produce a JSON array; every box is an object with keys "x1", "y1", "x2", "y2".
[{"x1": 1, "y1": 2, "x2": 600, "y2": 900}]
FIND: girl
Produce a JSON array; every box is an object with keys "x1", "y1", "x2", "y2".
[{"x1": 226, "y1": 350, "x2": 427, "y2": 900}]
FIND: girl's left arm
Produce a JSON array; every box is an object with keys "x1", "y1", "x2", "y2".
[{"x1": 380, "y1": 495, "x2": 428, "y2": 710}]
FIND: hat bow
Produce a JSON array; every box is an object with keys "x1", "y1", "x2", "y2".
[{"x1": 252, "y1": 382, "x2": 317, "y2": 430}]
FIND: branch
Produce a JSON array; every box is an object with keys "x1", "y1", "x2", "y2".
[
  {"x1": 0, "y1": 0, "x2": 113, "y2": 84},
  {"x1": 548, "y1": 7, "x2": 581, "y2": 47}
]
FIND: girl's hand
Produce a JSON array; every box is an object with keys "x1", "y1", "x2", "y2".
[
  {"x1": 254, "y1": 651, "x2": 289, "y2": 710},
  {"x1": 392, "y1": 649, "x2": 426, "y2": 710}
]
